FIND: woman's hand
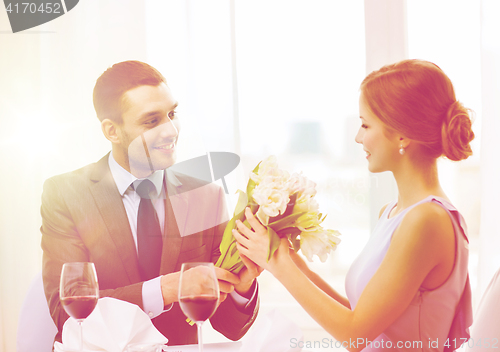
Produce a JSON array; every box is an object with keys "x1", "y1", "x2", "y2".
[
  {"x1": 234, "y1": 252, "x2": 263, "y2": 296},
  {"x1": 232, "y1": 207, "x2": 291, "y2": 273}
]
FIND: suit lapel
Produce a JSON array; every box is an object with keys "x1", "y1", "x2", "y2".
[
  {"x1": 160, "y1": 170, "x2": 188, "y2": 274},
  {"x1": 89, "y1": 154, "x2": 141, "y2": 283},
  {"x1": 89, "y1": 157, "x2": 190, "y2": 278}
]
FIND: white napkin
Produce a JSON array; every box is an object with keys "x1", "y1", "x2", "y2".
[
  {"x1": 239, "y1": 309, "x2": 303, "y2": 352},
  {"x1": 54, "y1": 297, "x2": 168, "y2": 352}
]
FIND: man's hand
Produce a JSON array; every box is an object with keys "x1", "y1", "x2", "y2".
[
  {"x1": 160, "y1": 266, "x2": 242, "y2": 308},
  {"x1": 161, "y1": 272, "x2": 180, "y2": 307},
  {"x1": 214, "y1": 266, "x2": 240, "y2": 304}
]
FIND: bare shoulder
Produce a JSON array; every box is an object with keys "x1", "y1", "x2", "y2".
[
  {"x1": 395, "y1": 201, "x2": 454, "y2": 249},
  {"x1": 404, "y1": 201, "x2": 452, "y2": 227}
]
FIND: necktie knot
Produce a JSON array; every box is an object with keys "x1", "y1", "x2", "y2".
[{"x1": 134, "y1": 179, "x2": 156, "y2": 199}]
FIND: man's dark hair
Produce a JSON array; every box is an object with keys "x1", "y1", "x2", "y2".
[{"x1": 93, "y1": 60, "x2": 167, "y2": 123}]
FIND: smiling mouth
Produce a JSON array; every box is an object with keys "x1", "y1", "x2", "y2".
[{"x1": 155, "y1": 143, "x2": 175, "y2": 150}]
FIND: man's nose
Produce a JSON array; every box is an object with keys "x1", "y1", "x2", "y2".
[{"x1": 159, "y1": 119, "x2": 179, "y2": 139}]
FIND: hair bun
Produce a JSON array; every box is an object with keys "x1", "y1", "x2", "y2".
[{"x1": 441, "y1": 101, "x2": 475, "y2": 161}]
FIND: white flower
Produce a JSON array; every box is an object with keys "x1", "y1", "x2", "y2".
[
  {"x1": 252, "y1": 183, "x2": 290, "y2": 225},
  {"x1": 293, "y1": 194, "x2": 320, "y2": 214},
  {"x1": 250, "y1": 155, "x2": 289, "y2": 185},
  {"x1": 288, "y1": 173, "x2": 317, "y2": 198},
  {"x1": 300, "y1": 227, "x2": 341, "y2": 262},
  {"x1": 287, "y1": 173, "x2": 319, "y2": 213},
  {"x1": 250, "y1": 156, "x2": 293, "y2": 225}
]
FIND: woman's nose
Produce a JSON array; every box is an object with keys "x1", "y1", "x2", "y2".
[{"x1": 355, "y1": 128, "x2": 363, "y2": 144}]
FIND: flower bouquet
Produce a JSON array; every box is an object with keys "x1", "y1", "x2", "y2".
[{"x1": 215, "y1": 156, "x2": 341, "y2": 274}]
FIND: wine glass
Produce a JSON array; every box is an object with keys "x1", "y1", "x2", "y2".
[
  {"x1": 178, "y1": 262, "x2": 220, "y2": 352},
  {"x1": 60, "y1": 262, "x2": 99, "y2": 351}
]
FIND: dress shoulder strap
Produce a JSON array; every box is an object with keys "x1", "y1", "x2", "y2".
[{"x1": 428, "y1": 196, "x2": 469, "y2": 243}]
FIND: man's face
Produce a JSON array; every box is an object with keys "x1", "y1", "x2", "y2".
[{"x1": 114, "y1": 83, "x2": 180, "y2": 177}]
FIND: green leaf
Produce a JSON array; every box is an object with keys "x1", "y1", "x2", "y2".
[
  {"x1": 215, "y1": 204, "x2": 248, "y2": 272},
  {"x1": 234, "y1": 190, "x2": 248, "y2": 216},
  {"x1": 248, "y1": 201, "x2": 259, "y2": 214},
  {"x1": 246, "y1": 162, "x2": 261, "y2": 200},
  {"x1": 215, "y1": 210, "x2": 244, "y2": 269},
  {"x1": 217, "y1": 240, "x2": 241, "y2": 272},
  {"x1": 276, "y1": 227, "x2": 302, "y2": 238},
  {"x1": 268, "y1": 212, "x2": 306, "y2": 231},
  {"x1": 230, "y1": 243, "x2": 238, "y2": 257},
  {"x1": 267, "y1": 226, "x2": 281, "y2": 262},
  {"x1": 252, "y1": 161, "x2": 261, "y2": 173},
  {"x1": 215, "y1": 216, "x2": 237, "y2": 267},
  {"x1": 215, "y1": 194, "x2": 261, "y2": 273}
]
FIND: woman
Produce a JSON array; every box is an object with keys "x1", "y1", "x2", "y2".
[{"x1": 233, "y1": 59, "x2": 474, "y2": 351}]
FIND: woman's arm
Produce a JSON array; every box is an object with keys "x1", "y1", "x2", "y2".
[
  {"x1": 289, "y1": 250, "x2": 351, "y2": 309},
  {"x1": 234, "y1": 204, "x2": 455, "y2": 352},
  {"x1": 281, "y1": 202, "x2": 392, "y2": 310}
]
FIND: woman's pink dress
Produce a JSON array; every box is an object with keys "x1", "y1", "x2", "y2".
[{"x1": 345, "y1": 196, "x2": 473, "y2": 351}]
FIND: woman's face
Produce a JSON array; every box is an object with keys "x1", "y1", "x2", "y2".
[{"x1": 355, "y1": 93, "x2": 401, "y2": 173}]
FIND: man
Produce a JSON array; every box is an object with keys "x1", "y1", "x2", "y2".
[{"x1": 41, "y1": 60, "x2": 260, "y2": 345}]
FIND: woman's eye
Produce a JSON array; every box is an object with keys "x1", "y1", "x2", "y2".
[
  {"x1": 146, "y1": 119, "x2": 158, "y2": 125},
  {"x1": 361, "y1": 124, "x2": 368, "y2": 129},
  {"x1": 168, "y1": 110, "x2": 177, "y2": 119}
]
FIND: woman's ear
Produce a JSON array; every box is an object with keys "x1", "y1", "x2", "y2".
[
  {"x1": 101, "y1": 119, "x2": 121, "y2": 144},
  {"x1": 399, "y1": 137, "x2": 411, "y2": 149}
]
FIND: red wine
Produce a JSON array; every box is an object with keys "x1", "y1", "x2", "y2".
[
  {"x1": 179, "y1": 295, "x2": 218, "y2": 322},
  {"x1": 61, "y1": 296, "x2": 98, "y2": 320}
]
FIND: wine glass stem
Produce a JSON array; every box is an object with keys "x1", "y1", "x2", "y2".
[
  {"x1": 197, "y1": 321, "x2": 203, "y2": 352},
  {"x1": 78, "y1": 321, "x2": 83, "y2": 351}
]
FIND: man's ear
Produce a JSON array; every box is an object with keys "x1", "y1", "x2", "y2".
[{"x1": 101, "y1": 119, "x2": 121, "y2": 144}]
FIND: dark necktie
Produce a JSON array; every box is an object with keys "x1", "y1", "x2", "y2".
[{"x1": 135, "y1": 179, "x2": 163, "y2": 281}]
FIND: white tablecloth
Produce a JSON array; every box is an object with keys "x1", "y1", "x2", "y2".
[
  {"x1": 162, "y1": 341, "x2": 314, "y2": 352},
  {"x1": 163, "y1": 341, "x2": 241, "y2": 352}
]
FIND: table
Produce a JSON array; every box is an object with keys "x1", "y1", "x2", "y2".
[
  {"x1": 162, "y1": 341, "x2": 315, "y2": 352},
  {"x1": 163, "y1": 341, "x2": 242, "y2": 352}
]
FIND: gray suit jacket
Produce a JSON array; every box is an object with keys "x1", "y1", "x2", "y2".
[{"x1": 41, "y1": 153, "x2": 258, "y2": 345}]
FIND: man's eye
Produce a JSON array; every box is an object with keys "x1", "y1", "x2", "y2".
[
  {"x1": 361, "y1": 124, "x2": 368, "y2": 129},
  {"x1": 168, "y1": 110, "x2": 177, "y2": 119},
  {"x1": 146, "y1": 119, "x2": 158, "y2": 125}
]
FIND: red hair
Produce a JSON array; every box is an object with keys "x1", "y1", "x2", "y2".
[{"x1": 360, "y1": 59, "x2": 474, "y2": 161}]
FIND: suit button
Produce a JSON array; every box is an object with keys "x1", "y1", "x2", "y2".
[{"x1": 148, "y1": 312, "x2": 154, "y2": 318}]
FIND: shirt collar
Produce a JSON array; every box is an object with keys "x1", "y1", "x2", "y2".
[{"x1": 108, "y1": 153, "x2": 164, "y2": 196}]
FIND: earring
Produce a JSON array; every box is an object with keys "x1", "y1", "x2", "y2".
[{"x1": 399, "y1": 145, "x2": 405, "y2": 155}]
